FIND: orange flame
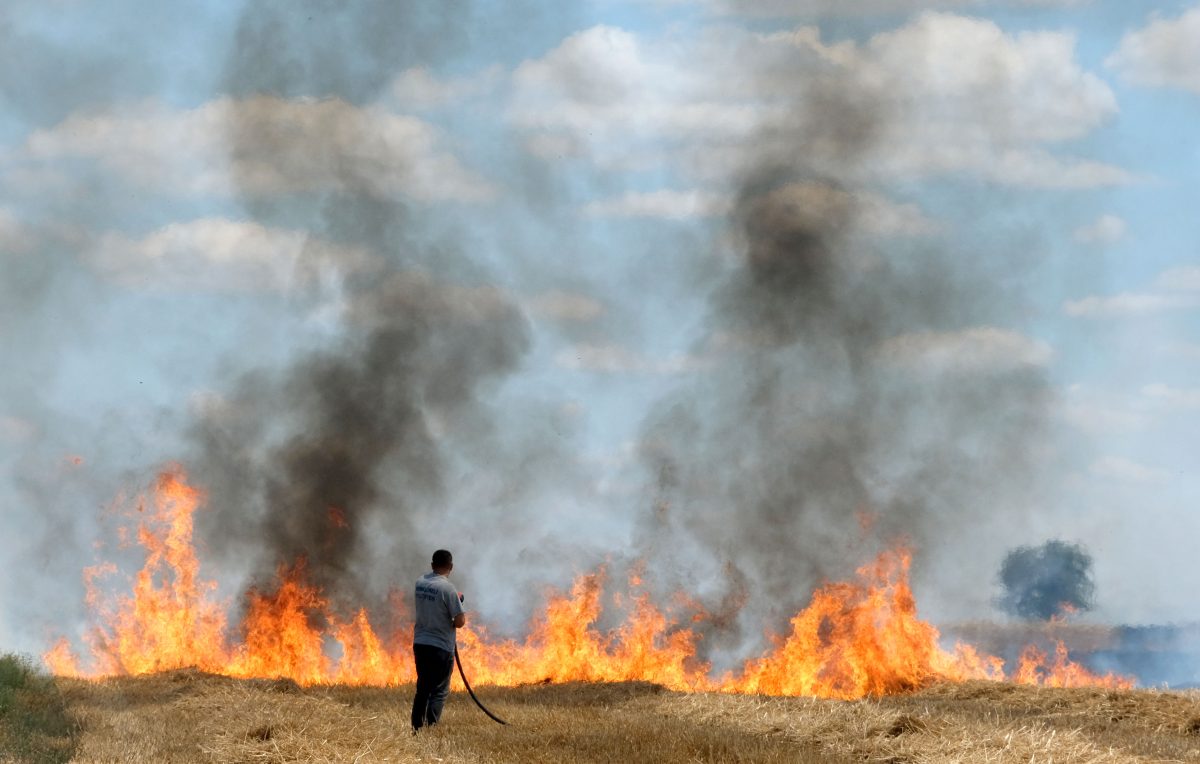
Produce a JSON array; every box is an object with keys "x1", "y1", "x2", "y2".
[
  {"x1": 45, "y1": 470, "x2": 1134, "y2": 696},
  {"x1": 725, "y1": 551, "x2": 1004, "y2": 699},
  {"x1": 46, "y1": 469, "x2": 228, "y2": 676},
  {"x1": 327, "y1": 507, "x2": 348, "y2": 529}
]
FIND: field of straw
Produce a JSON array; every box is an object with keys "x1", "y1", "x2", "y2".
[{"x1": 8, "y1": 666, "x2": 1200, "y2": 763}]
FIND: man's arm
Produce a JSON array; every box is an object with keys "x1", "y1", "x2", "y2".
[{"x1": 446, "y1": 586, "x2": 466, "y2": 629}]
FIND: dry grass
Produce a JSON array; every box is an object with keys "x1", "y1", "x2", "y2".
[
  {"x1": 43, "y1": 670, "x2": 1200, "y2": 763},
  {"x1": 0, "y1": 654, "x2": 78, "y2": 763},
  {"x1": 656, "y1": 682, "x2": 1200, "y2": 763}
]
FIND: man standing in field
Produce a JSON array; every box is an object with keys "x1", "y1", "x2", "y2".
[{"x1": 411, "y1": 549, "x2": 466, "y2": 731}]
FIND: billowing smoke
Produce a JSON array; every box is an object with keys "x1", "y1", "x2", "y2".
[
  {"x1": 184, "y1": 1, "x2": 534, "y2": 603},
  {"x1": 638, "y1": 69, "x2": 1056, "y2": 648},
  {"x1": 188, "y1": 274, "x2": 529, "y2": 600},
  {"x1": 996, "y1": 540, "x2": 1096, "y2": 621},
  {"x1": 2, "y1": 1, "x2": 1105, "y2": 660}
]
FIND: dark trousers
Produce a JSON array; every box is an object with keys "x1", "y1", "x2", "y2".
[{"x1": 411, "y1": 643, "x2": 454, "y2": 730}]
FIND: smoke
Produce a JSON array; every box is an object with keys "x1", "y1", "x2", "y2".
[
  {"x1": 0, "y1": 3, "x2": 157, "y2": 645},
  {"x1": 996, "y1": 540, "x2": 1096, "y2": 620},
  {"x1": 181, "y1": 1, "x2": 542, "y2": 604},
  {"x1": 637, "y1": 57, "x2": 1057, "y2": 646},
  {"x1": 1, "y1": 2, "x2": 1116, "y2": 660}
]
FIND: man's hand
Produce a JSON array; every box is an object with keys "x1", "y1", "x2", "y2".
[{"x1": 453, "y1": 612, "x2": 466, "y2": 629}]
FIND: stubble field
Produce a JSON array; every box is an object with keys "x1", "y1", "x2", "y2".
[{"x1": 8, "y1": 662, "x2": 1200, "y2": 764}]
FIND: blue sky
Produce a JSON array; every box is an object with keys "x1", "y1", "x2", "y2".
[{"x1": 1, "y1": 0, "x2": 1198, "y2": 656}]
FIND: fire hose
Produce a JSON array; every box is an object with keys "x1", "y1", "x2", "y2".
[
  {"x1": 453, "y1": 592, "x2": 507, "y2": 725},
  {"x1": 454, "y1": 647, "x2": 507, "y2": 725}
]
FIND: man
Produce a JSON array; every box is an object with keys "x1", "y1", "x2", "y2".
[{"x1": 411, "y1": 548, "x2": 466, "y2": 731}]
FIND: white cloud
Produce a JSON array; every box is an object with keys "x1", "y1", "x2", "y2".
[
  {"x1": 1090, "y1": 456, "x2": 1169, "y2": 483},
  {"x1": 526, "y1": 290, "x2": 606, "y2": 323},
  {"x1": 510, "y1": 15, "x2": 1125, "y2": 189},
  {"x1": 0, "y1": 209, "x2": 34, "y2": 254},
  {"x1": 853, "y1": 14, "x2": 1123, "y2": 186},
  {"x1": 1108, "y1": 6, "x2": 1200, "y2": 95},
  {"x1": 1157, "y1": 265, "x2": 1200, "y2": 292},
  {"x1": 389, "y1": 65, "x2": 503, "y2": 110},
  {"x1": 1062, "y1": 384, "x2": 1147, "y2": 435},
  {"x1": 694, "y1": 0, "x2": 1091, "y2": 17},
  {"x1": 1163, "y1": 340, "x2": 1200, "y2": 361},
  {"x1": 1142, "y1": 383, "x2": 1200, "y2": 410},
  {"x1": 861, "y1": 201, "x2": 939, "y2": 237},
  {"x1": 21, "y1": 97, "x2": 494, "y2": 202},
  {"x1": 878, "y1": 326, "x2": 1052, "y2": 372},
  {"x1": 1063, "y1": 292, "x2": 1198, "y2": 318},
  {"x1": 903, "y1": 148, "x2": 1132, "y2": 188},
  {"x1": 90, "y1": 218, "x2": 375, "y2": 293},
  {"x1": 583, "y1": 189, "x2": 731, "y2": 219},
  {"x1": 0, "y1": 416, "x2": 36, "y2": 441},
  {"x1": 556, "y1": 342, "x2": 709, "y2": 374},
  {"x1": 509, "y1": 25, "x2": 750, "y2": 164},
  {"x1": 1073, "y1": 214, "x2": 1127, "y2": 245},
  {"x1": 1067, "y1": 263, "x2": 1200, "y2": 317},
  {"x1": 583, "y1": 183, "x2": 938, "y2": 236}
]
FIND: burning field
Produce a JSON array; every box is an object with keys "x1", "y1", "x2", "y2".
[
  {"x1": 15, "y1": 486, "x2": 1200, "y2": 764},
  {"x1": 16, "y1": 471, "x2": 1180, "y2": 763},
  {"x1": 44, "y1": 469, "x2": 1132, "y2": 699},
  {"x1": 5, "y1": 3, "x2": 1199, "y2": 762}
]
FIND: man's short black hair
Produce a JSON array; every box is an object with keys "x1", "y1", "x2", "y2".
[{"x1": 432, "y1": 549, "x2": 453, "y2": 568}]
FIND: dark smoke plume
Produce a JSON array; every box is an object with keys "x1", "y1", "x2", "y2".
[
  {"x1": 186, "y1": 1, "x2": 535, "y2": 604},
  {"x1": 638, "y1": 61, "x2": 1056, "y2": 648},
  {"x1": 996, "y1": 540, "x2": 1095, "y2": 621}
]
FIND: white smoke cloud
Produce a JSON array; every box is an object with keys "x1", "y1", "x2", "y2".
[
  {"x1": 1090, "y1": 455, "x2": 1170, "y2": 483},
  {"x1": 1156, "y1": 266, "x2": 1200, "y2": 292},
  {"x1": 1064, "y1": 293, "x2": 1199, "y2": 318},
  {"x1": 1066, "y1": 262, "x2": 1200, "y2": 317},
  {"x1": 0, "y1": 208, "x2": 34, "y2": 254},
  {"x1": 687, "y1": 0, "x2": 1092, "y2": 17},
  {"x1": 1062, "y1": 384, "x2": 1148, "y2": 435},
  {"x1": 1164, "y1": 340, "x2": 1200, "y2": 361},
  {"x1": 1073, "y1": 214, "x2": 1127, "y2": 245},
  {"x1": 0, "y1": 415, "x2": 36, "y2": 442},
  {"x1": 583, "y1": 184, "x2": 939, "y2": 237},
  {"x1": 1142, "y1": 383, "x2": 1200, "y2": 411},
  {"x1": 583, "y1": 189, "x2": 732, "y2": 220},
  {"x1": 388, "y1": 65, "x2": 504, "y2": 110},
  {"x1": 556, "y1": 342, "x2": 710, "y2": 374},
  {"x1": 90, "y1": 218, "x2": 377, "y2": 293},
  {"x1": 526, "y1": 290, "x2": 607, "y2": 323},
  {"x1": 20, "y1": 97, "x2": 495, "y2": 202},
  {"x1": 509, "y1": 14, "x2": 1126, "y2": 189},
  {"x1": 1108, "y1": 5, "x2": 1200, "y2": 95},
  {"x1": 878, "y1": 326, "x2": 1053, "y2": 372}
]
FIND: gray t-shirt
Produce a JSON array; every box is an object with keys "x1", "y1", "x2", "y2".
[{"x1": 413, "y1": 571, "x2": 465, "y2": 652}]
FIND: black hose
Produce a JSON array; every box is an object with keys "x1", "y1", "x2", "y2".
[{"x1": 454, "y1": 647, "x2": 508, "y2": 725}]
